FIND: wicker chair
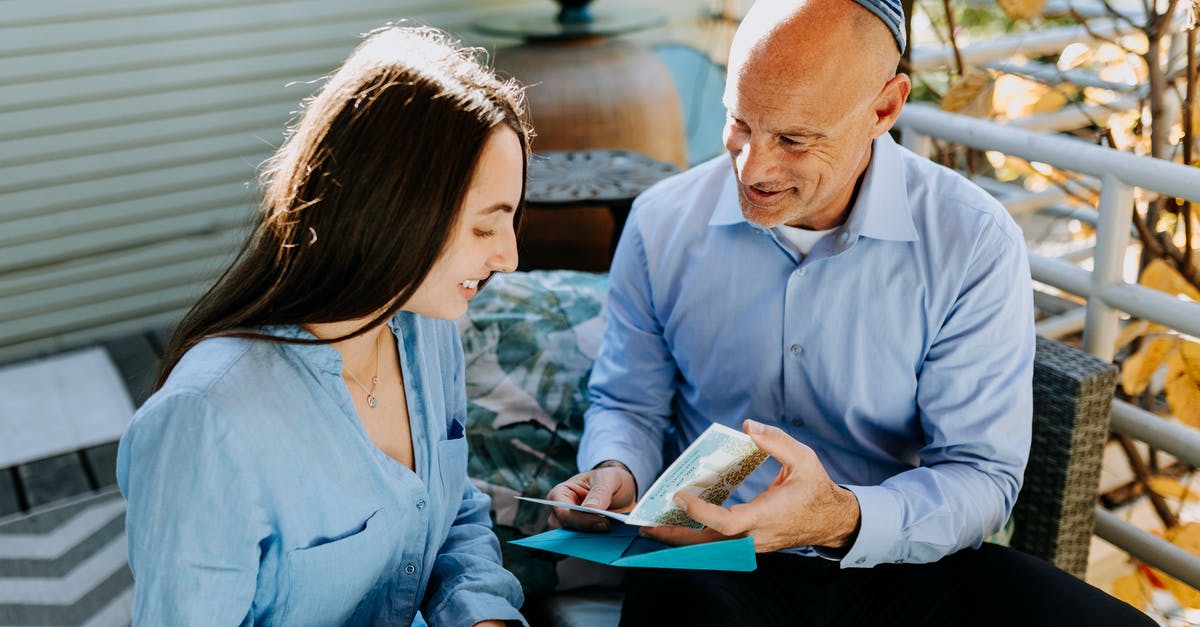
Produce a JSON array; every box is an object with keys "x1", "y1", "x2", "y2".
[
  {"x1": 1012, "y1": 334, "x2": 1118, "y2": 577},
  {"x1": 539, "y1": 335, "x2": 1118, "y2": 626}
]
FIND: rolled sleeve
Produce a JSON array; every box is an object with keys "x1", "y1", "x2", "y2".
[{"x1": 424, "y1": 482, "x2": 526, "y2": 626}]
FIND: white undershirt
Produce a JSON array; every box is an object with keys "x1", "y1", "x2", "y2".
[{"x1": 773, "y1": 224, "x2": 837, "y2": 256}]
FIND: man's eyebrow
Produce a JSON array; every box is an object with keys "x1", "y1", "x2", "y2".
[{"x1": 778, "y1": 128, "x2": 826, "y2": 140}]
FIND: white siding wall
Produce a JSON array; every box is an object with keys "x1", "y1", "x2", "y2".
[{"x1": 0, "y1": 0, "x2": 703, "y2": 362}]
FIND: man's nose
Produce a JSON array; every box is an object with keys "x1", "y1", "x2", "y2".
[{"x1": 733, "y1": 137, "x2": 777, "y2": 187}]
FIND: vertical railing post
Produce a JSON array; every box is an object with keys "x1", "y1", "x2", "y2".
[{"x1": 1082, "y1": 174, "x2": 1134, "y2": 362}]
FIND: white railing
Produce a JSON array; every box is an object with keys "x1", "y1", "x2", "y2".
[{"x1": 897, "y1": 101, "x2": 1200, "y2": 589}]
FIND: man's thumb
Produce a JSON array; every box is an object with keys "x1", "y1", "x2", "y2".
[{"x1": 743, "y1": 419, "x2": 807, "y2": 467}]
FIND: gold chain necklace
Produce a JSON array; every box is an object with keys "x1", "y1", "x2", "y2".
[{"x1": 344, "y1": 329, "x2": 384, "y2": 408}]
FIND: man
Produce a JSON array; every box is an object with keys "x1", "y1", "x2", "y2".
[{"x1": 546, "y1": 1, "x2": 1154, "y2": 625}]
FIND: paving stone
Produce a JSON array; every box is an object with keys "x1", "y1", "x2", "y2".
[
  {"x1": 0, "y1": 468, "x2": 22, "y2": 517},
  {"x1": 99, "y1": 334, "x2": 160, "y2": 406},
  {"x1": 16, "y1": 454, "x2": 91, "y2": 509},
  {"x1": 81, "y1": 442, "x2": 119, "y2": 489}
]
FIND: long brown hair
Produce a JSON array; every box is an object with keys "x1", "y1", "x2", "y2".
[{"x1": 156, "y1": 25, "x2": 531, "y2": 388}]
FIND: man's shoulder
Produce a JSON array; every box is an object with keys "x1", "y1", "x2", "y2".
[
  {"x1": 897, "y1": 146, "x2": 1023, "y2": 246},
  {"x1": 630, "y1": 155, "x2": 733, "y2": 228}
]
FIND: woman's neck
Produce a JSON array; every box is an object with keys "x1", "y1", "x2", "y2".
[{"x1": 305, "y1": 319, "x2": 390, "y2": 374}]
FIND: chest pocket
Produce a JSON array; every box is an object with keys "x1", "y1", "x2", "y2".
[
  {"x1": 280, "y1": 509, "x2": 395, "y2": 626},
  {"x1": 435, "y1": 423, "x2": 468, "y2": 521}
]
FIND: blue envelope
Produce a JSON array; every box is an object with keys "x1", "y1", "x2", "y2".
[{"x1": 510, "y1": 522, "x2": 757, "y2": 571}]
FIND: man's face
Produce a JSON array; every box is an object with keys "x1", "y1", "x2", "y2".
[{"x1": 722, "y1": 48, "x2": 882, "y2": 230}]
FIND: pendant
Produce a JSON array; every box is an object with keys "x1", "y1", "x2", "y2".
[{"x1": 368, "y1": 394, "x2": 378, "y2": 408}]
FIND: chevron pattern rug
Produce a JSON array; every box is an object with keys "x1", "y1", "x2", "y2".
[{"x1": 0, "y1": 490, "x2": 131, "y2": 626}]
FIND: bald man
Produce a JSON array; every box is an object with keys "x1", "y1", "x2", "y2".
[{"x1": 546, "y1": 1, "x2": 1152, "y2": 625}]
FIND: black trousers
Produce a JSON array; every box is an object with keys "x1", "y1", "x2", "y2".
[{"x1": 620, "y1": 543, "x2": 1154, "y2": 626}]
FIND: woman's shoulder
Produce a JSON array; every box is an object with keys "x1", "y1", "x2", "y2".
[
  {"x1": 162, "y1": 335, "x2": 266, "y2": 395},
  {"x1": 135, "y1": 336, "x2": 278, "y2": 426}
]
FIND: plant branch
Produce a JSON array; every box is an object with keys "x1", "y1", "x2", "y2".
[
  {"x1": 1098, "y1": 0, "x2": 1141, "y2": 31},
  {"x1": 1068, "y1": 8, "x2": 1128, "y2": 49},
  {"x1": 1116, "y1": 432, "x2": 1180, "y2": 528},
  {"x1": 942, "y1": 0, "x2": 964, "y2": 76},
  {"x1": 1183, "y1": 26, "x2": 1196, "y2": 277}
]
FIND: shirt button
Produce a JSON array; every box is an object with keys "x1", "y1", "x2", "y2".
[
  {"x1": 789, "y1": 344, "x2": 802, "y2": 356},
  {"x1": 795, "y1": 267, "x2": 808, "y2": 277},
  {"x1": 840, "y1": 233, "x2": 850, "y2": 244},
  {"x1": 790, "y1": 417, "x2": 805, "y2": 427},
  {"x1": 416, "y1": 499, "x2": 426, "y2": 511},
  {"x1": 856, "y1": 557, "x2": 866, "y2": 564},
  {"x1": 405, "y1": 564, "x2": 417, "y2": 575}
]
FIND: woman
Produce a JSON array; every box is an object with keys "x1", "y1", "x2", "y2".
[{"x1": 116, "y1": 26, "x2": 531, "y2": 626}]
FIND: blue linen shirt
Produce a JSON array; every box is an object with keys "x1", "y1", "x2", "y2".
[
  {"x1": 579, "y1": 134, "x2": 1035, "y2": 568},
  {"x1": 116, "y1": 312, "x2": 525, "y2": 625}
]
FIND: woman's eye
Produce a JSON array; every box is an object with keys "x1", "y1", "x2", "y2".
[{"x1": 474, "y1": 228, "x2": 496, "y2": 239}]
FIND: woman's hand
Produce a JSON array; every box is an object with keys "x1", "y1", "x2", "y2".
[{"x1": 545, "y1": 461, "x2": 638, "y2": 532}]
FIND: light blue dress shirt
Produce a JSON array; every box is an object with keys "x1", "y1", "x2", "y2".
[
  {"x1": 117, "y1": 312, "x2": 525, "y2": 625},
  {"x1": 579, "y1": 134, "x2": 1035, "y2": 568}
]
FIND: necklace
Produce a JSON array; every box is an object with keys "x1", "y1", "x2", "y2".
[{"x1": 344, "y1": 329, "x2": 384, "y2": 408}]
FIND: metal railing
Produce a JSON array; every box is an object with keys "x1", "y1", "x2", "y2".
[{"x1": 896, "y1": 101, "x2": 1200, "y2": 589}]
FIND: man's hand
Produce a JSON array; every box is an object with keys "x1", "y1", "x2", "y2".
[
  {"x1": 545, "y1": 461, "x2": 638, "y2": 532},
  {"x1": 472, "y1": 621, "x2": 506, "y2": 627},
  {"x1": 640, "y1": 419, "x2": 861, "y2": 553}
]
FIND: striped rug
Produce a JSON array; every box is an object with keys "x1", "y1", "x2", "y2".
[{"x1": 0, "y1": 490, "x2": 131, "y2": 626}]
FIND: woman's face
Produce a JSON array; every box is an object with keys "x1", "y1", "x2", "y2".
[{"x1": 402, "y1": 127, "x2": 523, "y2": 320}]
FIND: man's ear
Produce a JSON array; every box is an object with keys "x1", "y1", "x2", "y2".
[{"x1": 871, "y1": 73, "x2": 911, "y2": 137}]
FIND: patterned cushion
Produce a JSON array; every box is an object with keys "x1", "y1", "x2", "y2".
[{"x1": 458, "y1": 270, "x2": 608, "y2": 595}]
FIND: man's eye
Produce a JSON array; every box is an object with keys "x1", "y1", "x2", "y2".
[{"x1": 474, "y1": 229, "x2": 496, "y2": 238}]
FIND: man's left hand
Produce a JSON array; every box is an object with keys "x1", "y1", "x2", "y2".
[{"x1": 639, "y1": 419, "x2": 862, "y2": 553}]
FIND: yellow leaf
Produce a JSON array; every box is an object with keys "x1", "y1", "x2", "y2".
[
  {"x1": 1111, "y1": 572, "x2": 1147, "y2": 610},
  {"x1": 1155, "y1": 523, "x2": 1200, "y2": 607},
  {"x1": 1026, "y1": 88, "x2": 1070, "y2": 115},
  {"x1": 996, "y1": 0, "x2": 1046, "y2": 20},
  {"x1": 1166, "y1": 342, "x2": 1200, "y2": 429},
  {"x1": 940, "y1": 69, "x2": 997, "y2": 118},
  {"x1": 1140, "y1": 258, "x2": 1200, "y2": 302},
  {"x1": 1114, "y1": 319, "x2": 1165, "y2": 353},
  {"x1": 1146, "y1": 475, "x2": 1198, "y2": 501},
  {"x1": 1121, "y1": 336, "x2": 1175, "y2": 396}
]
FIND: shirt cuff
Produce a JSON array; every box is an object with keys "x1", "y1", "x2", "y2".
[
  {"x1": 425, "y1": 591, "x2": 528, "y2": 627},
  {"x1": 578, "y1": 412, "x2": 661, "y2": 500},
  {"x1": 837, "y1": 484, "x2": 903, "y2": 568}
]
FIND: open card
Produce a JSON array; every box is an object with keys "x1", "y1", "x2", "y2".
[
  {"x1": 510, "y1": 522, "x2": 757, "y2": 571},
  {"x1": 519, "y1": 423, "x2": 768, "y2": 529}
]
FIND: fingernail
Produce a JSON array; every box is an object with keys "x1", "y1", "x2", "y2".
[
  {"x1": 745, "y1": 419, "x2": 765, "y2": 434},
  {"x1": 593, "y1": 521, "x2": 609, "y2": 532},
  {"x1": 673, "y1": 495, "x2": 687, "y2": 510}
]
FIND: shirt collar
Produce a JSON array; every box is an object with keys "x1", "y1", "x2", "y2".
[
  {"x1": 847, "y1": 133, "x2": 918, "y2": 243},
  {"x1": 261, "y1": 315, "x2": 403, "y2": 375},
  {"x1": 709, "y1": 163, "x2": 746, "y2": 226},
  {"x1": 707, "y1": 134, "x2": 918, "y2": 243}
]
